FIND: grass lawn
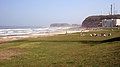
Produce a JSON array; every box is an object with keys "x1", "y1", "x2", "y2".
[{"x1": 0, "y1": 28, "x2": 120, "y2": 67}]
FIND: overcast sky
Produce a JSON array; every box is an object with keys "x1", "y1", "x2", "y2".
[{"x1": 0, "y1": 0, "x2": 120, "y2": 26}]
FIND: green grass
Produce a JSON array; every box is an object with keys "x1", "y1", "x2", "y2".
[{"x1": 0, "y1": 28, "x2": 120, "y2": 67}]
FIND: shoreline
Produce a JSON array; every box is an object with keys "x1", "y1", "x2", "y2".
[{"x1": 0, "y1": 30, "x2": 89, "y2": 43}]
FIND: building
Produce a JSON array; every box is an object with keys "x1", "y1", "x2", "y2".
[
  {"x1": 102, "y1": 19, "x2": 116, "y2": 27},
  {"x1": 116, "y1": 19, "x2": 120, "y2": 26},
  {"x1": 102, "y1": 19, "x2": 120, "y2": 27}
]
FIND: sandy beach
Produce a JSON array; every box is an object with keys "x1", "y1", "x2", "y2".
[
  {"x1": 0, "y1": 29, "x2": 88, "y2": 43},
  {"x1": 0, "y1": 26, "x2": 93, "y2": 44}
]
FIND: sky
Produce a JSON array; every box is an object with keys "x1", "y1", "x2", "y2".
[{"x1": 0, "y1": 0, "x2": 120, "y2": 26}]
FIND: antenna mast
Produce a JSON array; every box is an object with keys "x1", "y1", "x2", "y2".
[{"x1": 111, "y1": 4, "x2": 113, "y2": 15}]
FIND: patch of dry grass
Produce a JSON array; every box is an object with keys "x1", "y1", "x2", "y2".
[{"x1": 0, "y1": 48, "x2": 23, "y2": 60}]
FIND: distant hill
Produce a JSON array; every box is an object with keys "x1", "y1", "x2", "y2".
[
  {"x1": 82, "y1": 14, "x2": 120, "y2": 28},
  {"x1": 50, "y1": 23, "x2": 80, "y2": 27},
  {"x1": 50, "y1": 23, "x2": 70, "y2": 27},
  {"x1": 71, "y1": 24, "x2": 80, "y2": 27}
]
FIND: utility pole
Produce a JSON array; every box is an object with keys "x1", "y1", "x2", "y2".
[{"x1": 111, "y1": 4, "x2": 113, "y2": 15}]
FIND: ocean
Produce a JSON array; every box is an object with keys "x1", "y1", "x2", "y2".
[{"x1": 0, "y1": 27, "x2": 77, "y2": 36}]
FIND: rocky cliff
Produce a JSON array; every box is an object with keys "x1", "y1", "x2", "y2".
[{"x1": 82, "y1": 14, "x2": 120, "y2": 28}]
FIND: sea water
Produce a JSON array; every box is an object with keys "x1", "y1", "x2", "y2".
[
  {"x1": 0, "y1": 27, "x2": 83, "y2": 37},
  {"x1": 0, "y1": 27, "x2": 69, "y2": 36}
]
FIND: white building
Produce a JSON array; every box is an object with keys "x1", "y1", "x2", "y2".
[
  {"x1": 102, "y1": 19, "x2": 116, "y2": 27},
  {"x1": 116, "y1": 19, "x2": 120, "y2": 26}
]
